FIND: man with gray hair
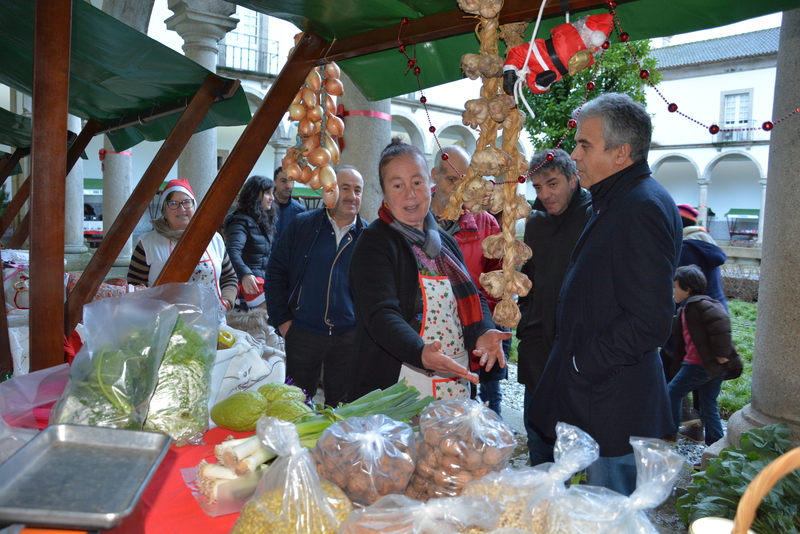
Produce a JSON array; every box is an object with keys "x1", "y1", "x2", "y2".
[
  {"x1": 528, "y1": 93, "x2": 682, "y2": 495},
  {"x1": 517, "y1": 148, "x2": 591, "y2": 466}
]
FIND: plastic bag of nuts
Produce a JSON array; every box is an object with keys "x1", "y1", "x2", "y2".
[
  {"x1": 230, "y1": 417, "x2": 353, "y2": 534},
  {"x1": 404, "y1": 399, "x2": 516, "y2": 501},
  {"x1": 339, "y1": 493, "x2": 503, "y2": 534},
  {"x1": 462, "y1": 422, "x2": 600, "y2": 532},
  {"x1": 312, "y1": 414, "x2": 416, "y2": 505}
]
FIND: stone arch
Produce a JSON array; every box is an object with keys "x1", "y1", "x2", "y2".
[
  {"x1": 702, "y1": 150, "x2": 764, "y2": 220},
  {"x1": 430, "y1": 121, "x2": 477, "y2": 156},
  {"x1": 651, "y1": 152, "x2": 702, "y2": 207},
  {"x1": 241, "y1": 85, "x2": 266, "y2": 114},
  {"x1": 391, "y1": 111, "x2": 426, "y2": 154}
]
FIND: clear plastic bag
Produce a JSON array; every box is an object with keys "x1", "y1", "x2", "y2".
[
  {"x1": 340, "y1": 493, "x2": 503, "y2": 534},
  {"x1": 124, "y1": 283, "x2": 218, "y2": 446},
  {"x1": 312, "y1": 414, "x2": 416, "y2": 505},
  {"x1": 230, "y1": 417, "x2": 353, "y2": 534},
  {"x1": 462, "y1": 422, "x2": 599, "y2": 531},
  {"x1": 540, "y1": 437, "x2": 684, "y2": 534},
  {"x1": 49, "y1": 297, "x2": 178, "y2": 429},
  {"x1": 405, "y1": 399, "x2": 516, "y2": 501}
]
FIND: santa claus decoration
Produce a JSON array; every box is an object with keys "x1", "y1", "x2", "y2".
[{"x1": 502, "y1": 13, "x2": 614, "y2": 95}]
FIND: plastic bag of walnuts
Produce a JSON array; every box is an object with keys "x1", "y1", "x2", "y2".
[
  {"x1": 312, "y1": 414, "x2": 416, "y2": 505},
  {"x1": 230, "y1": 417, "x2": 353, "y2": 534},
  {"x1": 404, "y1": 399, "x2": 515, "y2": 501}
]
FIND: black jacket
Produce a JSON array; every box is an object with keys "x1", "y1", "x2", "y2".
[
  {"x1": 348, "y1": 218, "x2": 494, "y2": 400},
  {"x1": 669, "y1": 295, "x2": 743, "y2": 380},
  {"x1": 517, "y1": 185, "x2": 592, "y2": 390},
  {"x1": 224, "y1": 213, "x2": 274, "y2": 281},
  {"x1": 530, "y1": 161, "x2": 682, "y2": 457}
]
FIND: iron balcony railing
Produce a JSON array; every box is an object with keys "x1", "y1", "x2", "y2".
[{"x1": 218, "y1": 32, "x2": 281, "y2": 76}]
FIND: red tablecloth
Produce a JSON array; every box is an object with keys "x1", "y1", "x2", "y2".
[{"x1": 142, "y1": 427, "x2": 253, "y2": 534}]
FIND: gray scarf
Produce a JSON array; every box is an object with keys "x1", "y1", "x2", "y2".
[{"x1": 152, "y1": 217, "x2": 184, "y2": 242}]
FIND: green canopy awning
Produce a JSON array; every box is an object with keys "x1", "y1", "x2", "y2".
[
  {"x1": 0, "y1": 1, "x2": 252, "y2": 152},
  {"x1": 0, "y1": 107, "x2": 31, "y2": 149},
  {"x1": 726, "y1": 209, "x2": 760, "y2": 219},
  {"x1": 233, "y1": 0, "x2": 800, "y2": 101}
]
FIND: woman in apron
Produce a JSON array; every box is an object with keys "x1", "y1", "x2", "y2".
[
  {"x1": 127, "y1": 178, "x2": 238, "y2": 316},
  {"x1": 349, "y1": 139, "x2": 510, "y2": 401}
]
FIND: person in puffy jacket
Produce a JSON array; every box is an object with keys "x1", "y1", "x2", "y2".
[{"x1": 224, "y1": 175, "x2": 278, "y2": 309}]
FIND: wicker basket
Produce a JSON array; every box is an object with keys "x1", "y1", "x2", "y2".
[{"x1": 690, "y1": 446, "x2": 800, "y2": 534}]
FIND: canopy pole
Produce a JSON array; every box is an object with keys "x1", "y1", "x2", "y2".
[
  {"x1": 64, "y1": 74, "x2": 231, "y2": 335},
  {"x1": 156, "y1": 30, "x2": 329, "y2": 285},
  {"x1": 29, "y1": 0, "x2": 73, "y2": 371}
]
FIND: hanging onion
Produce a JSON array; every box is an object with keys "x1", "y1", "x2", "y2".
[
  {"x1": 319, "y1": 164, "x2": 337, "y2": 190},
  {"x1": 322, "y1": 186, "x2": 339, "y2": 209},
  {"x1": 284, "y1": 163, "x2": 303, "y2": 182},
  {"x1": 298, "y1": 118, "x2": 315, "y2": 136},
  {"x1": 326, "y1": 113, "x2": 345, "y2": 136},
  {"x1": 326, "y1": 135, "x2": 340, "y2": 165},
  {"x1": 307, "y1": 105, "x2": 324, "y2": 123},
  {"x1": 298, "y1": 165, "x2": 314, "y2": 184},
  {"x1": 325, "y1": 77, "x2": 344, "y2": 96},
  {"x1": 288, "y1": 104, "x2": 306, "y2": 121},
  {"x1": 308, "y1": 147, "x2": 332, "y2": 168},
  {"x1": 308, "y1": 167, "x2": 322, "y2": 191},
  {"x1": 305, "y1": 69, "x2": 322, "y2": 92},
  {"x1": 301, "y1": 87, "x2": 317, "y2": 108},
  {"x1": 324, "y1": 62, "x2": 341, "y2": 79}
]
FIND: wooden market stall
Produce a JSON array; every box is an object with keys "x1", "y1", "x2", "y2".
[{"x1": 4, "y1": 0, "x2": 799, "y2": 375}]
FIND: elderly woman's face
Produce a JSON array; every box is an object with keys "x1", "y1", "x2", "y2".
[
  {"x1": 162, "y1": 191, "x2": 195, "y2": 230},
  {"x1": 382, "y1": 154, "x2": 431, "y2": 230}
]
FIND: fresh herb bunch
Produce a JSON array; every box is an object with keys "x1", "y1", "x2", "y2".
[{"x1": 677, "y1": 423, "x2": 800, "y2": 533}]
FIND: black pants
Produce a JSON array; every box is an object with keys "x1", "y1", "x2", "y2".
[{"x1": 284, "y1": 325, "x2": 355, "y2": 407}]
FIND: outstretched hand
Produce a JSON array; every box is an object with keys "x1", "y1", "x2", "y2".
[
  {"x1": 473, "y1": 329, "x2": 512, "y2": 372},
  {"x1": 421, "y1": 340, "x2": 479, "y2": 385}
]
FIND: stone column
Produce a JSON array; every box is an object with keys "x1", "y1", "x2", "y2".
[
  {"x1": 758, "y1": 177, "x2": 767, "y2": 243},
  {"x1": 697, "y1": 178, "x2": 709, "y2": 228},
  {"x1": 101, "y1": 137, "x2": 133, "y2": 268},
  {"x1": 338, "y1": 72, "x2": 392, "y2": 222},
  {"x1": 64, "y1": 115, "x2": 92, "y2": 271},
  {"x1": 725, "y1": 8, "x2": 800, "y2": 449},
  {"x1": 270, "y1": 121, "x2": 295, "y2": 173},
  {"x1": 166, "y1": 0, "x2": 238, "y2": 201}
]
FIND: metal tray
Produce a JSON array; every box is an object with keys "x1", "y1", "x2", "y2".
[{"x1": 0, "y1": 424, "x2": 171, "y2": 530}]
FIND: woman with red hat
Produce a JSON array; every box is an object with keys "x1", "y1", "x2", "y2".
[{"x1": 127, "y1": 178, "x2": 238, "y2": 312}]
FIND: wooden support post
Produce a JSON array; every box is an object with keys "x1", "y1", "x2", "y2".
[
  {"x1": 29, "y1": 0, "x2": 72, "y2": 371},
  {"x1": 64, "y1": 74, "x2": 231, "y2": 335},
  {"x1": 156, "y1": 31, "x2": 329, "y2": 286}
]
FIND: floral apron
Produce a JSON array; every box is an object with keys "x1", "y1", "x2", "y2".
[
  {"x1": 398, "y1": 274, "x2": 470, "y2": 400},
  {"x1": 186, "y1": 248, "x2": 224, "y2": 312}
]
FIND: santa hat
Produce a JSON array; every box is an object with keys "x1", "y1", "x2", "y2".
[
  {"x1": 582, "y1": 14, "x2": 614, "y2": 47},
  {"x1": 239, "y1": 277, "x2": 265, "y2": 308},
  {"x1": 161, "y1": 178, "x2": 195, "y2": 211}
]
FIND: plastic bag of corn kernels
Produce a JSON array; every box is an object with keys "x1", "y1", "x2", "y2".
[{"x1": 230, "y1": 417, "x2": 353, "y2": 534}]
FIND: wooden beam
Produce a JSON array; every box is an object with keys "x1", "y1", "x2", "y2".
[
  {"x1": 0, "y1": 148, "x2": 29, "y2": 188},
  {"x1": 64, "y1": 74, "x2": 231, "y2": 334},
  {"x1": 323, "y1": 0, "x2": 621, "y2": 63},
  {"x1": 29, "y1": 0, "x2": 73, "y2": 371},
  {"x1": 5, "y1": 212, "x2": 28, "y2": 250},
  {"x1": 156, "y1": 31, "x2": 329, "y2": 286},
  {"x1": 0, "y1": 177, "x2": 29, "y2": 238},
  {"x1": 67, "y1": 119, "x2": 101, "y2": 171}
]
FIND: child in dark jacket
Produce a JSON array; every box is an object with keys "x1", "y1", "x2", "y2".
[{"x1": 668, "y1": 265, "x2": 743, "y2": 446}]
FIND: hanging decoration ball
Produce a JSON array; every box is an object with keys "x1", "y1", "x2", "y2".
[
  {"x1": 398, "y1": 45, "x2": 406, "y2": 53},
  {"x1": 429, "y1": 125, "x2": 436, "y2": 133},
  {"x1": 413, "y1": 66, "x2": 421, "y2": 75},
  {"x1": 668, "y1": 103, "x2": 679, "y2": 113},
  {"x1": 619, "y1": 32, "x2": 629, "y2": 42},
  {"x1": 602, "y1": 41, "x2": 610, "y2": 50},
  {"x1": 545, "y1": 152, "x2": 555, "y2": 162},
  {"x1": 441, "y1": 153, "x2": 449, "y2": 161},
  {"x1": 518, "y1": 175, "x2": 527, "y2": 184},
  {"x1": 709, "y1": 124, "x2": 721, "y2": 134},
  {"x1": 606, "y1": 0, "x2": 617, "y2": 8},
  {"x1": 407, "y1": 59, "x2": 416, "y2": 68},
  {"x1": 586, "y1": 81, "x2": 596, "y2": 91},
  {"x1": 568, "y1": 118, "x2": 577, "y2": 128},
  {"x1": 420, "y1": 96, "x2": 427, "y2": 104},
  {"x1": 401, "y1": 18, "x2": 410, "y2": 24},
  {"x1": 762, "y1": 121, "x2": 774, "y2": 131},
  {"x1": 639, "y1": 69, "x2": 650, "y2": 79}
]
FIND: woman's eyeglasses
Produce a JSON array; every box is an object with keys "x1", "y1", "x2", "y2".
[{"x1": 166, "y1": 199, "x2": 195, "y2": 210}]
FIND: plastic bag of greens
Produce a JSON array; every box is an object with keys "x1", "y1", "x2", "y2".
[
  {"x1": 124, "y1": 283, "x2": 218, "y2": 446},
  {"x1": 539, "y1": 437, "x2": 684, "y2": 534},
  {"x1": 462, "y1": 422, "x2": 599, "y2": 531},
  {"x1": 340, "y1": 493, "x2": 503, "y2": 534},
  {"x1": 50, "y1": 297, "x2": 178, "y2": 429},
  {"x1": 231, "y1": 417, "x2": 353, "y2": 534}
]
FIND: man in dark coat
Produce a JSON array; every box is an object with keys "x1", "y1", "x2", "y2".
[
  {"x1": 529, "y1": 93, "x2": 682, "y2": 495},
  {"x1": 273, "y1": 166, "x2": 306, "y2": 239},
  {"x1": 517, "y1": 148, "x2": 592, "y2": 466}
]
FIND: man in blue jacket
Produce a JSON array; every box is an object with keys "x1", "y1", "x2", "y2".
[
  {"x1": 265, "y1": 166, "x2": 365, "y2": 406},
  {"x1": 529, "y1": 93, "x2": 682, "y2": 495}
]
